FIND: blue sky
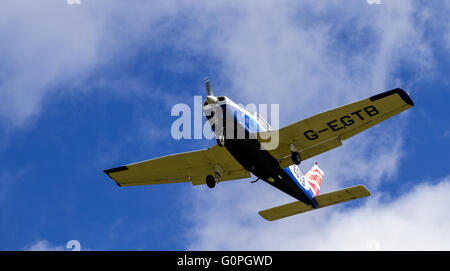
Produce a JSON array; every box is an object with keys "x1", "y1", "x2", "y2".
[{"x1": 1, "y1": 0, "x2": 449, "y2": 250}]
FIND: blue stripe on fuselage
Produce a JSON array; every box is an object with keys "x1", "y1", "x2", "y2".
[{"x1": 221, "y1": 104, "x2": 266, "y2": 134}]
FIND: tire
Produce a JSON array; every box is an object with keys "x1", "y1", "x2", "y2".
[
  {"x1": 291, "y1": 151, "x2": 301, "y2": 165},
  {"x1": 206, "y1": 175, "x2": 216, "y2": 188}
]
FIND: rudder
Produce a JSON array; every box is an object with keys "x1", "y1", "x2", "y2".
[{"x1": 304, "y1": 162, "x2": 324, "y2": 196}]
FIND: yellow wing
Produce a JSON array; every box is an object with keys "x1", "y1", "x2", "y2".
[
  {"x1": 258, "y1": 88, "x2": 414, "y2": 168},
  {"x1": 104, "y1": 145, "x2": 250, "y2": 187}
]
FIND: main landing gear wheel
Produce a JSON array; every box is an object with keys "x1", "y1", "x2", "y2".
[
  {"x1": 217, "y1": 135, "x2": 225, "y2": 147},
  {"x1": 291, "y1": 151, "x2": 301, "y2": 165},
  {"x1": 206, "y1": 175, "x2": 216, "y2": 188}
]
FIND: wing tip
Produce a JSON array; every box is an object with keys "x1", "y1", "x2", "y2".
[
  {"x1": 104, "y1": 166, "x2": 128, "y2": 187},
  {"x1": 104, "y1": 166, "x2": 128, "y2": 174},
  {"x1": 258, "y1": 211, "x2": 279, "y2": 222},
  {"x1": 356, "y1": 184, "x2": 371, "y2": 197},
  {"x1": 369, "y1": 88, "x2": 414, "y2": 107}
]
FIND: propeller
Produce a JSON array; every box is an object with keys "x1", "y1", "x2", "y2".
[
  {"x1": 204, "y1": 78, "x2": 218, "y2": 104},
  {"x1": 204, "y1": 78, "x2": 213, "y2": 96}
]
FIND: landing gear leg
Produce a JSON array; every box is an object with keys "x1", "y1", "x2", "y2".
[
  {"x1": 291, "y1": 151, "x2": 301, "y2": 165},
  {"x1": 206, "y1": 175, "x2": 216, "y2": 188}
]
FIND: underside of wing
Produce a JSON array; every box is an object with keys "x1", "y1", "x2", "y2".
[
  {"x1": 257, "y1": 88, "x2": 414, "y2": 167},
  {"x1": 314, "y1": 185, "x2": 370, "y2": 207},
  {"x1": 259, "y1": 185, "x2": 370, "y2": 221},
  {"x1": 104, "y1": 145, "x2": 250, "y2": 187},
  {"x1": 258, "y1": 200, "x2": 314, "y2": 221}
]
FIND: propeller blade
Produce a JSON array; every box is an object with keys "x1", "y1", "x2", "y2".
[{"x1": 204, "y1": 78, "x2": 213, "y2": 96}]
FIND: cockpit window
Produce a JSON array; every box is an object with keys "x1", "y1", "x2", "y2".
[
  {"x1": 248, "y1": 110, "x2": 271, "y2": 131},
  {"x1": 257, "y1": 114, "x2": 271, "y2": 130}
]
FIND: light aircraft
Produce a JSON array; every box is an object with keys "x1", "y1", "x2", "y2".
[{"x1": 104, "y1": 79, "x2": 414, "y2": 221}]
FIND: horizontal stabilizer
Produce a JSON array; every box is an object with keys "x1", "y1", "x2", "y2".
[{"x1": 258, "y1": 185, "x2": 370, "y2": 221}]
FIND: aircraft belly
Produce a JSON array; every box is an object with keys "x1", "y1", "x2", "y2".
[
  {"x1": 216, "y1": 102, "x2": 315, "y2": 206},
  {"x1": 224, "y1": 139, "x2": 315, "y2": 206}
]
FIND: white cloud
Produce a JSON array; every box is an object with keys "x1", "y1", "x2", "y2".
[
  {"x1": 24, "y1": 239, "x2": 84, "y2": 251},
  {"x1": 0, "y1": 0, "x2": 180, "y2": 127},
  {"x1": 24, "y1": 240, "x2": 65, "y2": 251},
  {"x1": 185, "y1": 175, "x2": 450, "y2": 250},
  {"x1": 0, "y1": 0, "x2": 439, "y2": 129},
  {"x1": 0, "y1": 1, "x2": 99, "y2": 126},
  {"x1": 0, "y1": 0, "x2": 435, "y2": 131},
  {"x1": 314, "y1": 177, "x2": 450, "y2": 250}
]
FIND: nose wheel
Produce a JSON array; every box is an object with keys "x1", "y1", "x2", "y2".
[
  {"x1": 216, "y1": 135, "x2": 225, "y2": 147},
  {"x1": 291, "y1": 151, "x2": 301, "y2": 165},
  {"x1": 206, "y1": 175, "x2": 216, "y2": 188}
]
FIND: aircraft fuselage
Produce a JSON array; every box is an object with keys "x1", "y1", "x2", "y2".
[{"x1": 204, "y1": 97, "x2": 318, "y2": 208}]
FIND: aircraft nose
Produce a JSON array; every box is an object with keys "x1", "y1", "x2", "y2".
[{"x1": 206, "y1": 95, "x2": 218, "y2": 104}]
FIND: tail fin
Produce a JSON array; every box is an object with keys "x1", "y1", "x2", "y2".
[{"x1": 304, "y1": 162, "x2": 324, "y2": 196}]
